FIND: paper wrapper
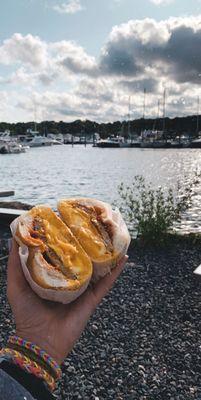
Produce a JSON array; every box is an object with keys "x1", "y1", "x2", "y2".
[
  {"x1": 10, "y1": 202, "x2": 131, "y2": 303},
  {"x1": 10, "y1": 218, "x2": 90, "y2": 304},
  {"x1": 58, "y1": 198, "x2": 131, "y2": 281}
]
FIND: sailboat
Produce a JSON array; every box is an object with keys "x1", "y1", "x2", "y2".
[
  {"x1": 141, "y1": 89, "x2": 170, "y2": 148},
  {"x1": 190, "y1": 96, "x2": 201, "y2": 148},
  {"x1": 96, "y1": 99, "x2": 132, "y2": 148}
]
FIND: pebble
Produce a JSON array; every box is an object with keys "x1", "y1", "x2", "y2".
[{"x1": 0, "y1": 237, "x2": 201, "y2": 399}]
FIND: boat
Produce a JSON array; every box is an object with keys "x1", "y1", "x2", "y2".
[
  {"x1": 96, "y1": 135, "x2": 131, "y2": 148},
  {"x1": 47, "y1": 133, "x2": 64, "y2": 145},
  {"x1": 189, "y1": 137, "x2": 201, "y2": 148},
  {"x1": 0, "y1": 142, "x2": 27, "y2": 154},
  {"x1": 28, "y1": 136, "x2": 54, "y2": 147},
  {"x1": 170, "y1": 135, "x2": 190, "y2": 148},
  {"x1": 130, "y1": 136, "x2": 142, "y2": 148},
  {"x1": 0, "y1": 130, "x2": 28, "y2": 154},
  {"x1": 170, "y1": 140, "x2": 183, "y2": 149}
]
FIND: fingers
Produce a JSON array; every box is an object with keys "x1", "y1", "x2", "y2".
[{"x1": 7, "y1": 239, "x2": 29, "y2": 297}]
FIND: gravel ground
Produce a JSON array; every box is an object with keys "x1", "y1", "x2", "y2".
[{"x1": 0, "y1": 237, "x2": 201, "y2": 399}]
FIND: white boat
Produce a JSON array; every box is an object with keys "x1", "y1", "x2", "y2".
[
  {"x1": 0, "y1": 142, "x2": 27, "y2": 154},
  {"x1": 96, "y1": 135, "x2": 131, "y2": 148},
  {"x1": 0, "y1": 130, "x2": 28, "y2": 154},
  {"x1": 28, "y1": 136, "x2": 54, "y2": 147},
  {"x1": 47, "y1": 133, "x2": 64, "y2": 145}
]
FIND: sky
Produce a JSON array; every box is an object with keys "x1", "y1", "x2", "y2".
[{"x1": 0, "y1": 0, "x2": 201, "y2": 123}]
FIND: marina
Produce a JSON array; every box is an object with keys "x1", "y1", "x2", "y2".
[
  {"x1": 1, "y1": 128, "x2": 201, "y2": 150},
  {"x1": 0, "y1": 144, "x2": 201, "y2": 235}
]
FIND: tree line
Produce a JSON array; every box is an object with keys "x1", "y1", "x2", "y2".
[{"x1": 0, "y1": 114, "x2": 200, "y2": 139}]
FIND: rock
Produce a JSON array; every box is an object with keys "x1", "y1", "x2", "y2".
[{"x1": 1, "y1": 237, "x2": 201, "y2": 399}]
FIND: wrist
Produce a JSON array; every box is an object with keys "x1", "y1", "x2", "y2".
[
  {"x1": 1, "y1": 334, "x2": 63, "y2": 392},
  {"x1": 15, "y1": 330, "x2": 63, "y2": 365}
]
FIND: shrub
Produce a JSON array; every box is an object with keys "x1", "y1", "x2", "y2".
[{"x1": 118, "y1": 174, "x2": 197, "y2": 245}]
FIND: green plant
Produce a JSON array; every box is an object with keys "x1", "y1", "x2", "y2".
[{"x1": 118, "y1": 175, "x2": 197, "y2": 245}]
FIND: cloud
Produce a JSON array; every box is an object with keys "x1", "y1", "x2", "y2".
[
  {"x1": 150, "y1": 0, "x2": 174, "y2": 5},
  {"x1": 0, "y1": 33, "x2": 47, "y2": 68},
  {"x1": 1, "y1": 16, "x2": 201, "y2": 122},
  {"x1": 119, "y1": 78, "x2": 159, "y2": 93},
  {"x1": 51, "y1": 40, "x2": 98, "y2": 76},
  {"x1": 53, "y1": 0, "x2": 84, "y2": 14},
  {"x1": 99, "y1": 17, "x2": 201, "y2": 85},
  {"x1": 76, "y1": 78, "x2": 114, "y2": 103}
]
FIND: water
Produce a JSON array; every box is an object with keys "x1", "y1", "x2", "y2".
[{"x1": 0, "y1": 145, "x2": 201, "y2": 234}]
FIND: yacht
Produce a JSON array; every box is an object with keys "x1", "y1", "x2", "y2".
[
  {"x1": 96, "y1": 136, "x2": 131, "y2": 148},
  {"x1": 28, "y1": 136, "x2": 54, "y2": 147},
  {"x1": 47, "y1": 133, "x2": 64, "y2": 145},
  {"x1": 140, "y1": 130, "x2": 170, "y2": 148},
  {"x1": 0, "y1": 130, "x2": 28, "y2": 154},
  {"x1": 0, "y1": 142, "x2": 27, "y2": 154}
]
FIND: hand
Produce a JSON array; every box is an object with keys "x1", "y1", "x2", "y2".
[{"x1": 7, "y1": 240, "x2": 128, "y2": 365}]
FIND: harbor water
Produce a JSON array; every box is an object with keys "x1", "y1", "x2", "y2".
[{"x1": 0, "y1": 145, "x2": 201, "y2": 234}]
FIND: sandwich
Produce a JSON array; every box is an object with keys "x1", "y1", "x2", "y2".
[
  {"x1": 12, "y1": 205, "x2": 92, "y2": 304},
  {"x1": 11, "y1": 198, "x2": 130, "y2": 303},
  {"x1": 58, "y1": 198, "x2": 130, "y2": 281}
]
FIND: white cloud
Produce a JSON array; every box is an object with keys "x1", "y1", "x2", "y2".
[
  {"x1": 51, "y1": 40, "x2": 98, "y2": 76},
  {"x1": 53, "y1": 0, "x2": 84, "y2": 14},
  {"x1": 0, "y1": 33, "x2": 48, "y2": 68},
  {"x1": 1, "y1": 16, "x2": 201, "y2": 122},
  {"x1": 150, "y1": 0, "x2": 174, "y2": 5}
]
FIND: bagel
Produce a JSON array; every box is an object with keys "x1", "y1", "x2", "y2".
[
  {"x1": 11, "y1": 198, "x2": 130, "y2": 303},
  {"x1": 11, "y1": 205, "x2": 92, "y2": 304},
  {"x1": 58, "y1": 198, "x2": 131, "y2": 281}
]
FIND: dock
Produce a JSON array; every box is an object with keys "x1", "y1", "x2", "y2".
[
  {"x1": 0, "y1": 191, "x2": 15, "y2": 198},
  {"x1": 0, "y1": 190, "x2": 25, "y2": 225},
  {"x1": 0, "y1": 208, "x2": 24, "y2": 224}
]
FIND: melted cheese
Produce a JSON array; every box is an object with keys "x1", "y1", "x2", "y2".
[
  {"x1": 17, "y1": 206, "x2": 92, "y2": 288},
  {"x1": 58, "y1": 201, "x2": 114, "y2": 262}
]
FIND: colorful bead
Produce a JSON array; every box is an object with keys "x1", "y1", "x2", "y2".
[
  {"x1": 0, "y1": 347, "x2": 56, "y2": 391},
  {"x1": 7, "y1": 335, "x2": 61, "y2": 380}
]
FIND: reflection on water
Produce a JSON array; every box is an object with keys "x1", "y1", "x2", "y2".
[{"x1": 0, "y1": 145, "x2": 201, "y2": 234}]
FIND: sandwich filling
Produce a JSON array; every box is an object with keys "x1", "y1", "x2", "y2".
[
  {"x1": 16, "y1": 206, "x2": 92, "y2": 290},
  {"x1": 58, "y1": 200, "x2": 116, "y2": 263}
]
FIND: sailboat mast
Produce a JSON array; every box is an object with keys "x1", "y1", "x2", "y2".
[
  {"x1": 128, "y1": 96, "x2": 131, "y2": 138},
  {"x1": 157, "y1": 99, "x2": 160, "y2": 120},
  {"x1": 196, "y1": 95, "x2": 200, "y2": 135},
  {"x1": 153, "y1": 99, "x2": 160, "y2": 131},
  {"x1": 34, "y1": 103, "x2": 37, "y2": 132},
  {"x1": 143, "y1": 88, "x2": 146, "y2": 120},
  {"x1": 162, "y1": 88, "x2": 166, "y2": 133}
]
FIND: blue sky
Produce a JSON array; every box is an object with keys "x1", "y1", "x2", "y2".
[
  {"x1": 0, "y1": 0, "x2": 201, "y2": 122},
  {"x1": 1, "y1": 0, "x2": 201, "y2": 54}
]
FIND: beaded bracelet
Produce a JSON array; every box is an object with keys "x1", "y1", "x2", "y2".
[
  {"x1": 7, "y1": 335, "x2": 61, "y2": 380},
  {"x1": 7, "y1": 342, "x2": 57, "y2": 379},
  {"x1": 0, "y1": 347, "x2": 56, "y2": 391}
]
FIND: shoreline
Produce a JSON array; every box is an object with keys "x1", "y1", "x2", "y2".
[{"x1": 0, "y1": 236, "x2": 201, "y2": 399}]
